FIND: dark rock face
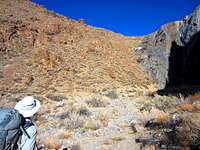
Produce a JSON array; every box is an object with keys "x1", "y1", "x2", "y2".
[{"x1": 136, "y1": 5, "x2": 200, "y2": 89}]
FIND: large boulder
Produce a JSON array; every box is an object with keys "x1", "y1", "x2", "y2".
[{"x1": 136, "y1": 5, "x2": 200, "y2": 89}]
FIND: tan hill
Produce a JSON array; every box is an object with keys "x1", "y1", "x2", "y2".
[
  {"x1": 0, "y1": 0, "x2": 153, "y2": 102},
  {"x1": 1, "y1": 0, "x2": 200, "y2": 149},
  {"x1": 0, "y1": 1, "x2": 155, "y2": 148}
]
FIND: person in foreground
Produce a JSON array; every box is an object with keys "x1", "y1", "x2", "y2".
[{"x1": 15, "y1": 96, "x2": 41, "y2": 150}]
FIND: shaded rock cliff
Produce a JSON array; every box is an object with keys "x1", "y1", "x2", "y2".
[{"x1": 136, "y1": 5, "x2": 200, "y2": 90}]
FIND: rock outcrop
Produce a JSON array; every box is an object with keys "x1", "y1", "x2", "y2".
[{"x1": 136, "y1": 5, "x2": 200, "y2": 90}]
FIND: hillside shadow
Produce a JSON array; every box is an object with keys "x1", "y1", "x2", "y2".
[{"x1": 157, "y1": 31, "x2": 200, "y2": 96}]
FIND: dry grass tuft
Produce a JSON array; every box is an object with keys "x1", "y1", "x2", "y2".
[
  {"x1": 156, "y1": 113, "x2": 170, "y2": 124},
  {"x1": 32, "y1": 49, "x2": 62, "y2": 69},
  {"x1": 46, "y1": 94, "x2": 67, "y2": 102},
  {"x1": 95, "y1": 111, "x2": 111, "y2": 127},
  {"x1": 42, "y1": 138, "x2": 61, "y2": 150},
  {"x1": 111, "y1": 135, "x2": 125, "y2": 141},
  {"x1": 103, "y1": 90, "x2": 118, "y2": 99},
  {"x1": 56, "y1": 105, "x2": 91, "y2": 129},
  {"x1": 22, "y1": 75, "x2": 34, "y2": 86},
  {"x1": 86, "y1": 97, "x2": 109, "y2": 107},
  {"x1": 58, "y1": 130, "x2": 73, "y2": 139},
  {"x1": 83, "y1": 119, "x2": 101, "y2": 130},
  {"x1": 178, "y1": 103, "x2": 200, "y2": 112},
  {"x1": 187, "y1": 92, "x2": 200, "y2": 104}
]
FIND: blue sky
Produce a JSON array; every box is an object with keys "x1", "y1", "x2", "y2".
[{"x1": 32, "y1": 0, "x2": 200, "y2": 36}]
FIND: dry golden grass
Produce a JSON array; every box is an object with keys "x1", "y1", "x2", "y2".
[
  {"x1": 22, "y1": 75, "x2": 34, "y2": 86},
  {"x1": 0, "y1": 1, "x2": 156, "y2": 149},
  {"x1": 103, "y1": 139, "x2": 114, "y2": 145},
  {"x1": 95, "y1": 111, "x2": 111, "y2": 127},
  {"x1": 32, "y1": 48, "x2": 62, "y2": 69},
  {"x1": 86, "y1": 97, "x2": 109, "y2": 107},
  {"x1": 0, "y1": 0, "x2": 152, "y2": 97},
  {"x1": 42, "y1": 138, "x2": 61, "y2": 150},
  {"x1": 177, "y1": 103, "x2": 200, "y2": 112},
  {"x1": 58, "y1": 130, "x2": 73, "y2": 139},
  {"x1": 187, "y1": 92, "x2": 200, "y2": 104},
  {"x1": 156, "y1": 113, "x2": 170, "y2": 124},
  {"x1": 111, "y1": 136, "x2": 125, "y2": 141},
  {"x1": 83, "y1": 119, "x2": 101, "y2": 130}
]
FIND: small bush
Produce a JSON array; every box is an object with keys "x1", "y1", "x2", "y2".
[
  {"x1": 56, "y1": 106, "x2": 91, "y2": 129},
  {"x1": 111, "y1": 135, "x2": 125, "y2": 141},
  {"x1": 129, "y1": 122, "x2": 137, "y2": 133},
  {"x1": 187, "y1": 92, "x2": 200, "y2": 104},
  {"x1": 32, "y1": 49, "x2": 61, "y2": 69},
  {"x1": 95, "y1": 112, "x2": 110, "y2": 127},
  {"x1": 42, "y1": 138, "x2": 60, "y2": 150},
  {"x1": 78, "y1": 18, "x2": 85, "y2": 25},
  {"x1": 58, "y1": 131, "x2": 73, "y2": 139},
  {"x1": 83, "y1": 120, "x2": 101, "y2": 130},
  {"x1": 104, "y1": 90, "x2": 118, "y2": 99},
  {"x1": 156, "y1": 113, "x2": 170, "y2": 124},
  {"x1": 86, "y1": 97, "x2": 108, "y2": 107},
  {"x1": 178, "y1": 103, "x2": 200, "y2": 112},
  {"x1": 78, "y1": 106, "x2": 91, "y2": 116},
  {"x1": 46, "y1": 94, "x2": 68, "y2": 102},
  {"x1": 65, "y1": 113, "x2": 85, "y2": 129}
]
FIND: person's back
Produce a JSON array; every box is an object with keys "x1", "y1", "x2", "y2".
[
  {"x1": 15, "y1": 96, "x2": 41, "y2": 150},
  {"x1": 0, "y1": 108, "x2": 23, "y2": 150},
  {"x1": 19, "y1": 118, "x2": 37, "y2": 150}
]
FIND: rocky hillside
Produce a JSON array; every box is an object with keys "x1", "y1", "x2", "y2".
[
  {"x1": 0, "y1": 0, "x2": 153, "y2": 103},
  {"x1": 1, "y1": 0, "x2": 200, "y2": 149},
  {"x1": 136, "y1": 5, "x2": 200, "y2": 90},
  {"x1": 0, "y1": 1, "x2": 155, "y2": 148}
]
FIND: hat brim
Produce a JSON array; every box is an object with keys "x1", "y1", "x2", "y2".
[{"x1": 15, "y1": 99, "x2": 41, "y2": 118}]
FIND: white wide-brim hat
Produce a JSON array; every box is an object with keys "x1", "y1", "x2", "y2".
[{"x1": 15, "y1": 96, "x2": 41, "y2": 118}]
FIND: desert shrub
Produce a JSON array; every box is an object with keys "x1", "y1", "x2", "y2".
[
  {"x1": 22, "y1": 75, "x2": 34, "y2": 86},
  {"x1": 78, "y1": 18, "x2": 85, "y2": 25},
  {"x1": 103, "y1": 90, "x2": 118, "y2": 99},
  {"x1": 56, "y1": 106, "x2": 91, "y2": 129},
  {"x1": 62, "y1": 112, "x2": 85, "y2": 129},
  {"x1": 95, "y1": 111, "x2": 110, "y2": 127},
  {"x1": 86, "y1": 97, "x2": 108, "y2": 107},
  {"x1": 187, "y1": 92, "x2": 200, "y2": 104},
  {"x1": 78, "y1": 106, "x2": 91, "y2": 116},
  {"x1": 129, "y1": 122, "x2": 137, "y2": 133},
  {"x1": 141, "y1": 114, "x2": 200, "y2": 149},
  {"x1": 32, "y1": 49, "x2": 61, "y2": 69},
  {"x1": 58, "y1": 130, "x2": 73, "y2": 139},
  {"x1": 156, "y1": 113, "x2": 170, "y2": 124},
  {"x1": 46, "y1": 94, "x2": 68, "y2": 102},
  {"x1": 177, "y1": 103, "x2": 200, "y2": 112},
  {"x1": 150, "y1": 95, "x2": 178, "y2": 111},
  {"x1": 83, "y1": 119, "x2": 101, "y2": 130},
  {"x1": 41, "y1": 138, "x2": 61, "y2": 150},
  {"x1": 111, "y1": 135, "x2": 125, "y2": 141}
]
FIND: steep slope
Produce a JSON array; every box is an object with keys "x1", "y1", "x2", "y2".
[
  {"x1": 1, "y1": 1, "x2": 200, "y2": 149},
  {"x1": 0, "y1": 0, "x2": 152, "y2": 102},
  {"x1": 0, "y1": 1, "x2": 157, "y2": 149}
]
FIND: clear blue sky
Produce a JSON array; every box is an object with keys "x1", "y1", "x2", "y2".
[{"x1": 32, "y1": 0, "x2": 200, "y2": 36}]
